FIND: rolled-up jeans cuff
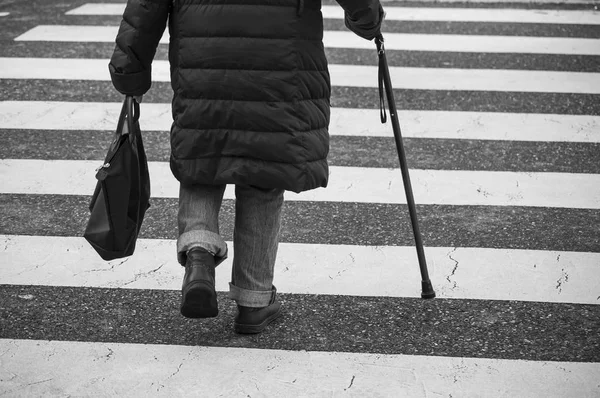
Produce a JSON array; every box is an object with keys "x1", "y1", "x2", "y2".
[
  {"x1": 229, "y1": 284, "x2": 276, "y2": 308},
  {"x1": 177, "y1": 230, "x2": 228, "y2": 266}
]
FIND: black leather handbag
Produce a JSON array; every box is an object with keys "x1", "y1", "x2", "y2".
[{"x1": 84, "y1": 96, "x2": 151, "y2": 260}]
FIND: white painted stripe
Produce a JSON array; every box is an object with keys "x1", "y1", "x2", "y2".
[
  {"x1": 325, "y1": 31, "x2": 600, "y2": 56},
  {"x1": 65, "y1": 3, "x2": 600, "y2": 25},
  {"x1": 15, "y1": 25, "x2": 600, "y2": 56},
  {"x1": 2, "y1": 58, "x2": 599, "y2": 94},
  {"x1": 1, "y1": 159, "x2": 599, "y2": 209},
  {"x1": 2, "y1": 339, "x2": 599, "y2": 397},
  {"x1": 0, "y1": 12, "x2": 9, "y2": 17},
  {"x1": 386, "y1": 0, "x2": 600, "y2": 4},
  {"x1": 2, "y1": 235, "x2": 599, "y2": 304},
  {"x1": 322, "y1": 5, "x2": 600, "y2": 24},
  {"x1": 62, "y1": 3, "x2": 127, "y2": 15},
  {"x1": 2, "y1": 101, "x2": 599, "y2": 143},
  {"x1": 14, "y1": 25, "x2": 122, "y2": 42},
  {"x1": 328, "y1": 64, "x2": 600, "y2": 94}
]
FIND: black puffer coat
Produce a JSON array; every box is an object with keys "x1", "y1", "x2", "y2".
[{"x1": 110, "y1": 0, "x2": 382, "y2": 192}]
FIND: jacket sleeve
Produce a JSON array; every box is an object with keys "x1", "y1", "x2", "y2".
[
  {"x1": 335, "y1": 0, "x2": 383, "y2": 41},
  {"x1": 109, "y1": 0, "x2": 171, "y2": 96}
]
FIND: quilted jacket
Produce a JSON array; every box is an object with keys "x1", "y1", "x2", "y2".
[{"x1": 110, "y1": 0, "x2": 382, "y2": 192}]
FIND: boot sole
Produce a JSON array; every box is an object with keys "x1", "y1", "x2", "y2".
[
  {"x1": 234, "y1": 307, "x2": 282, "y2": 334},
  {"x1": 180, "y1": 281, "x2": 218, "y2": 318}
]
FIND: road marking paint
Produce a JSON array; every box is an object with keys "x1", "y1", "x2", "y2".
[
  {"x1": 325, "y1": 31, "x2": 600, "y2": 55},
  {"x1": 64, "y1": 3, "x2": 600, "y2": 25},
  {"x1": 1, "y1": 159, "x2": 599, "y2": 208},
  {"x1": 15, "y1": 25, "x2": 600, "y2": 56},
  {"x1": 382, "y1": 0, "x2": 600, "y2": 4},
  {"x1": 328, "y1": 64, "x2": 600, "y2": 94},
  {"x1": 0, "y1": 12, "x2": 9, "y2": 17},
  {"x1": 2, "y1": 57, "x2": 599, "y2": 94},
  {"x1": 1, "y1": 339, "x2": 598, "y2": 397},
  {"x1": 2, "y1": 101, "x2": 598, "y2": 142},
  {"x1": 321, "y1": 5, "x2": 600, "y2": 24},
  {"x1": 2, "y1": 235, "x2": 599, "y2": 304}
]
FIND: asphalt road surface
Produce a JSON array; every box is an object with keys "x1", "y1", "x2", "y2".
[{"x1": 0, "y1": 0, "x2": 599, "y2": 396}]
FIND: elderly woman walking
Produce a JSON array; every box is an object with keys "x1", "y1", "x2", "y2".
[{"x1": 109, "y1": 0, "x2": 383, "y2": 333}]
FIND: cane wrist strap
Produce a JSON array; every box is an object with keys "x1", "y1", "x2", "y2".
[{"x1": 375, "y1": 35, "x2": 387, "y2": 124}]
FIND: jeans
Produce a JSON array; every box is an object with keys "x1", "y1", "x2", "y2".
[{"x1": 177, "y1": 183, "x2": 284, "y2": 308}]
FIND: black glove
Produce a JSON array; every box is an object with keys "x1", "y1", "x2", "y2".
[{"x1": 345, "y1": 4, "x2": 385, "y2": 41}]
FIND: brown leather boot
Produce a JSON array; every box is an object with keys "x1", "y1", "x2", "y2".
[
  {"x1": 180, "y1": 247, "x2": 218, "y2": 318},
  {"x1": 234, "y1": 297, "x2": 281, "y2": 334}
]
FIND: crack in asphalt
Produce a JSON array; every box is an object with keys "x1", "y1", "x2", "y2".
[
  {"x1": 120, "y1": 262, "x2": 167, "y2": 287},
  {"x1": 446, "y1": 247, "x2": 459, "y2": 290},
  {"x1": 344, "y1": 375, "x2": 355, "y2": 390}
]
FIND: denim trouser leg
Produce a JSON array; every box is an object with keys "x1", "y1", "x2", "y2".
[
  {"x1": 229, "y1": 185, "x2": 284, "y2": 308},
  {"x1": 177, "y1": 183, "x2": 228, "y2": 266}
]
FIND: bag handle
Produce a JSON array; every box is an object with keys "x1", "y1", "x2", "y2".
[
  {"x1": 126, "y1": 96, "x2": 140, "y2": 124},
  {"x1": 115, "y1": 96, "x2": 141, "y2": 139}
]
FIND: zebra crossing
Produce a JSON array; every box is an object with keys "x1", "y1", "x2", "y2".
[
  {"x1": 2, "y1": 101, "x2": 599, "y2": 141},
  {"x1": 0, "y1": 0, "x2": 599, "y2": 396},
  {"x1": 3, "y1": 57, "x2": 600, "y2": 93},
  {"x1": 15, "y1": 25, "x2": 600, "y2": 55},
  {"x1": 5, "y1": 158, "x2": 600, "y2": 208}
]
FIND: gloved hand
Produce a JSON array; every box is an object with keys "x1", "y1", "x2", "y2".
[{"x1": 345, "y1": 4, "x2": 385, "y2": 41}]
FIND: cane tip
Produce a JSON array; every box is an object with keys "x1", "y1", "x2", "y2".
[{"x1": 421, "y1": 280, "x2": 436, "y2": 299}]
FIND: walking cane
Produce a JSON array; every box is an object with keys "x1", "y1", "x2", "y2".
[{"x1": 375, "y1": 34, "x2": 436, "y2": 299}]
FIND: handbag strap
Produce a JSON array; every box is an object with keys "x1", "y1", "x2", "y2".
[
  {"x1": 126, "y1": 96, "x2": 140, "y2": 124},
  {"x1": 115, "y1": 96, "x2": 141, "y2": 139}
]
